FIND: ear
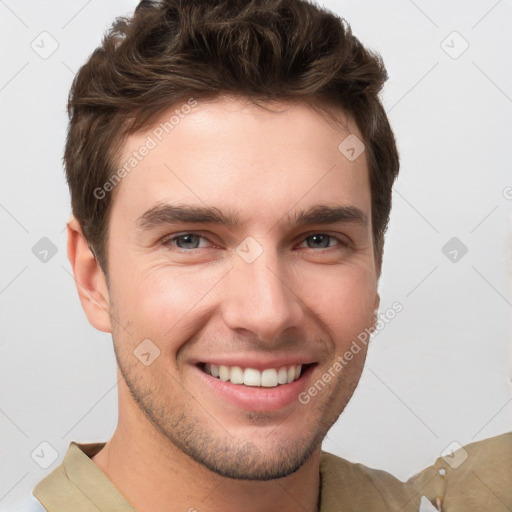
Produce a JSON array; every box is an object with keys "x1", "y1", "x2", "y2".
[
  {"x1": 372, "y1": 292, "x2": 380, "y2": 329},
  {"x1": 66, "y1": 216, "x2": 112, "y2": 333}
]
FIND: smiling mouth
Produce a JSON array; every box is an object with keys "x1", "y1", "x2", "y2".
[{"x1": 198, "y1": 363, "x2": 315, "y2": 388}]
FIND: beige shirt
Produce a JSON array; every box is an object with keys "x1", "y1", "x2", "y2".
[{"x1": 32, "y1": 432, "x2": 512, "y2": 511}]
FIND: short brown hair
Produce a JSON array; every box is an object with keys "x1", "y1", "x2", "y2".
[{"x1": 64, "y1": 0, "x2": 399, "y2": 277}]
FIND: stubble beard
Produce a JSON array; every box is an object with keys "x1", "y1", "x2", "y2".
[{"x1": 113, "y1": 338, "x2": 360, "y2": 481}]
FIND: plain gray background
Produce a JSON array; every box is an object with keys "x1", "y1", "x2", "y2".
[{"x1": 1, "y1": 0, "x2": 511, "y2": 509}]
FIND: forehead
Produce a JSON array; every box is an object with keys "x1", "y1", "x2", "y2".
[{"x1": 110, "y1": 96, "x2": 371, "y2": 231}]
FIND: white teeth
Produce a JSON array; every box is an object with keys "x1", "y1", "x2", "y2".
[
  {"x1": 261, "y1": 369, "x2": 278, "y2": 387},
  {"x1": 203, "y1": 363, "x2": 305, "y2": 387},
  {"x1": 219, "y1": 365, "x2": 230, "y2": 381},
  {"x1": 277, "y1": 367, "x2": 288, "y2": 384},
  {"x1": 243, "y1": 368, "x2": 261, "y2": 386},
  {"x1": 230, "y1": 366, "x2": 244, "y2": 384}
]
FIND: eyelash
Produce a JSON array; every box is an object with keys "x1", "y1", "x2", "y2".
[{"x1": 160, "y1": 232, "x2": 350, "y2": 252}]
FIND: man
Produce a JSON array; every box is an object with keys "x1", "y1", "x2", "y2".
[{"x1": 21, "y1": 0, "x2": 512, "y2": 511}]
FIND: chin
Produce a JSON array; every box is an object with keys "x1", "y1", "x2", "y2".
[{"x1": 193, "y1": 439, "x2": 319, "y2": 481}]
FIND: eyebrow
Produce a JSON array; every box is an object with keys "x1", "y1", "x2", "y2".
[{"x1": 136, "y1": 203, "x2": 368, "y2": 231}]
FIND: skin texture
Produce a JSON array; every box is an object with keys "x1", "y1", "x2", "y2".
[{"x1": 67, "y1": 96, "x2": 380, "y2": 512}]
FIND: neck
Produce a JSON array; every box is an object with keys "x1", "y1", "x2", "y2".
[{"x1": 91, "y1": 389, "x2": 321, "y2": 512}]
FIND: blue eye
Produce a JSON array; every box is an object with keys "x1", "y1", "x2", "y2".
[
  {"x1": 163, "y1": 233, "x2": 210, "y2": 250},
  {"x1": 300, "y1": 234, "x2": 347, "y2": 250},
  {"x1": 161, "y1": 232, "x2": 349, "y2": 253}
]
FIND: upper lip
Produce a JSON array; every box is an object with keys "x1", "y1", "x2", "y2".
[{"x1": 193, "y1": 356, "x2": 317, "y2": 371}]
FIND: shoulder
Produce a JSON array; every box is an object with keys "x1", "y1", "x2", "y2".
[
  {"x1": 406, "y1": 431, "x2": 512, "y2": 511},
  {"x1": 319, "y1": 450, "x2": 418, "y2": 511},
  {"x1": 319, "y1": 433, "x2": 512, "y2": 512},
  {"x1": 436, "y1": 432, "x2": 512, "y2": 510}
]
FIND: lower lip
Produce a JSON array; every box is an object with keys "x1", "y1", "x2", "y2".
[{"x1": 195, "y1": 364, "x2": 316, "y2": 412}]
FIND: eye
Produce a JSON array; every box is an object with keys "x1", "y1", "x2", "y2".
[
  {"x1": 160, "y1": 232, "x2": 349, "y2": 253},
  {"x1": 298, "y1": 233, "x2": 348, "y2": 250},
  {"x1": 161, "y1": 233, "x2": 213, "y2": 251}
]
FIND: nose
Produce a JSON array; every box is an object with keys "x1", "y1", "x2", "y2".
[{"x1": 220, "y1": 243, "x2": 304, "y2": 343}]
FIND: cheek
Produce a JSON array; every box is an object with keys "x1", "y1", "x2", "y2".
[
  {"x1": 304, "y1": 265, "x2": 376, "y2": 344},
  {"x1": 114, "y1": 265, "x2": 224, "y2": 343},
  {"x1": 109, "y1": 249, "x2": 376, "y2": 355}
]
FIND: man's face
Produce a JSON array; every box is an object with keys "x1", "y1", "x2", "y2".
[{"x1": 103, "y1": 96, "x2": 379, "y2": 480}]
